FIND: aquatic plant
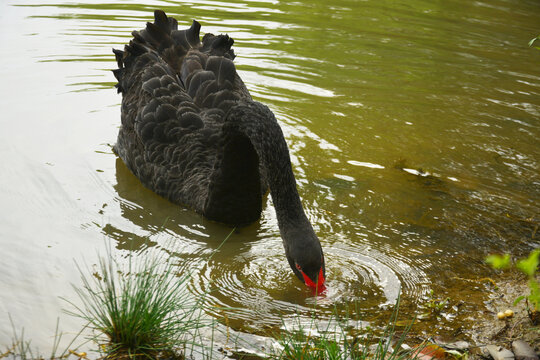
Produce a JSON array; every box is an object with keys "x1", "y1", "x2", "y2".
[
  {"x1": 418, "y1": 290, "x2": 450, "y2": 320},
  {"x1": 529, "y1": 35, "x2": 540, "y2": 49},
  {"x1": 64, "y1": 245, "x2": 211, "y2": 359},
  {"x1": 270, "y1": 296, "x2": 421, "y2": 360}
]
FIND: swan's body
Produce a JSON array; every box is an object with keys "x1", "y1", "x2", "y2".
[{"x1": 113, "y1": 10, "x2": 325, "y2": 292}]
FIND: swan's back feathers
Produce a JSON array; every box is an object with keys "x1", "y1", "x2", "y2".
[{"x1": 113, "y1": 10, "x2": 262, "y2": 223}]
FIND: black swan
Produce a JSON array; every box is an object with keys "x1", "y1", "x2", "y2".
[{"x1": 112, "y1": 10, "x2": 325, "y2": 293}]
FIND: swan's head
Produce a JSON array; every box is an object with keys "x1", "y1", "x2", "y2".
[{"x1": 285, "y1": 232, "x2": 326, "y2": 294}]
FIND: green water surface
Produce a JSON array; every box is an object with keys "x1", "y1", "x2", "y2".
[{"x1": 0, "y1": 0, "x2": 538, "y2": 354}]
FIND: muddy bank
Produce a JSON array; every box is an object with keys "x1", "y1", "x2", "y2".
[
  {"x1": 465, "y1": 276, "x2": 539, "y2": 357},
  {"x1": 408, "y1": 274, "x2": 540, "y2": 360}
]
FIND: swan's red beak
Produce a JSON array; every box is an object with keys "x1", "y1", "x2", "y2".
[{"x1": 300, "y1": 268, "x2": 326, "y2": 294}]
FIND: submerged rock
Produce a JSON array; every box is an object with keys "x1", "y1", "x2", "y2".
[
  {"x1": 512, "y1": 340, "x2": 538, "y2": 360},
  {"x1": 444, "y1": 340, "x2": 470, "y2": 351},
  {"x1": 486, "y1": 345, "x2": 515, "y2": 360}
]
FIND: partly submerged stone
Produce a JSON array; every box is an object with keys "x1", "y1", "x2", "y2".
[
  {"x1": 512, "y1": 340, "x2": 539, "y2": 360},
  {"x1": 486, "y1": 345, "x2": 515, "y2": 360}
]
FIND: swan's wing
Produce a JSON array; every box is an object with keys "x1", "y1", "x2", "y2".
[{"x1": 114, "y1": 48, "x2": 215, "y2": 209}]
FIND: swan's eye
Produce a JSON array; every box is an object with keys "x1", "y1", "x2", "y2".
[{"x1": 295, "y1": 263, "x2": 302, "y2": 271}]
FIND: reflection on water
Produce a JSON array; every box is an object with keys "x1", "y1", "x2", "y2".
[{"x1": 0, "y1": 0, "x2": 539, "y2": 352}]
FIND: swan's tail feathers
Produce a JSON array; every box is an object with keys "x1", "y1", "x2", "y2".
[
  {"x1": 202, "y1": 33, "x2": 236, "y2": 60},
  {"x1": 113, "y1": 10, "x2": 203, "y2": 93},
  {"x1": 153, "y1": 8, "x2": 176, "y2": 33},
  {"x1": 113, "y1": 49, "x2": 124, "y2": 68},
  {"x1": 112, "y1": 49, "x2": 125, "y2": 93},
  {"x1": 172, "y1": 19, "x2": 201, "y2": 49},
  {"x1": 112, "y1": 68, "x2": 123, "y2": 93},
  {"x1": 131, "y1": 10, "x2": 201, "y2": 52}
]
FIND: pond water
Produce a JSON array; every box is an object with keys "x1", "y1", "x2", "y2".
[{"x1": 0, "y1": 0, "x2": 539, "y2": 355}]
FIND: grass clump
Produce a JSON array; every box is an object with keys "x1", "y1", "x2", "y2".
[
  {"x1": 64, "y1": 246, "x2": 208, "y2": 359},
  {"x1": 272, "y1": 297, "x2": 420, "y2": 360}
]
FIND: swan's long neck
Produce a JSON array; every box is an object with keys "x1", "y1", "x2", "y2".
[
  {"x1": 224, "y1": 102, "x2": 313, "y2": 236},
  {"x1": 224, "y1": 101, "x2": 325, "y2": 289}
]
